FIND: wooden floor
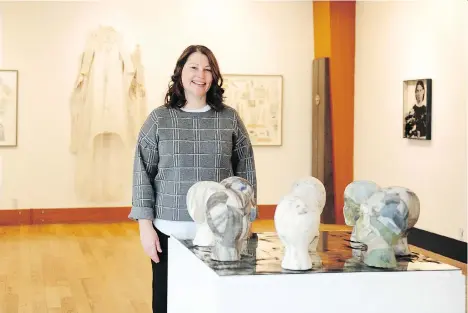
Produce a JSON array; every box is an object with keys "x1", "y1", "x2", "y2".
[{"x1": 0, "y1": 220, "x2": 466, "y2": 313}]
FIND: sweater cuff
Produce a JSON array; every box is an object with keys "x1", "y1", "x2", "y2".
[{"x1": 128, "y1": 206, "x2": 155, "y2": 221}]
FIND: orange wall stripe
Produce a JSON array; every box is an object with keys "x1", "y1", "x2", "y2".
[
  {"x1": 313, "y1": 0, "x2": 355, "y2": 224},
  {"x1": 313, "y1": 1, "x2": 332, "y2": 58}
]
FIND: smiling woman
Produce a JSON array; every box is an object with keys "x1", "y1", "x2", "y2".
[
  {"x1": 128, "y1": 44, "x2": 257, "y2": 313},
  {"x1": 164, "y1": 45, "x2": 225, "y2": 112}
]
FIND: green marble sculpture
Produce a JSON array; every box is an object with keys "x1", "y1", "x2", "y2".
[
  {"x1": 344, "y1": 181, "x2": 420, "y2": 268},
  {"x1": 343, "y1": 180, "x2": 381, "y2": 257}
]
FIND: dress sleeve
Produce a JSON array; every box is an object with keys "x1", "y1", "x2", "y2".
[
  {"x1": 79, "y1": 33, "x2": 96, "y2": 76},
  {"x1": 231, "y1": 110, "x2": 258, "y2": 207},
  {"x1": 128, "y1": 112, "x2": 159, "y2": 221}
]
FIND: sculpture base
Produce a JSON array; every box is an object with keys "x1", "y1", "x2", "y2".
[
  {"x1": 211, "y1": 243, "x2": 240, "y2": 262},
  {"x1": 168, "y1": 231, "x2": 465, "y2": 313},
  {"x1": 281, "y1": 246, "x2": 312, "y2": 270}
]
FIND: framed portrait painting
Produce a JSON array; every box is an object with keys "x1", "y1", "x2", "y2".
[
  {"x1": 403, "y1": 78, "x2": 432, "y2": 140},
  {"x1": 0, "y1": 70, "x2": 18, "y2": 147}
]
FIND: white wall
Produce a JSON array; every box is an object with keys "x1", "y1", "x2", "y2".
[
  {"x1": 0, "y1": 1, "x2": 314, "y2": 209},
  {"x1": 354, "y1": 0, "x2": 467, "y2": 241}
]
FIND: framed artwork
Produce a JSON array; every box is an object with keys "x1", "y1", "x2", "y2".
[
  {"x1": 222, "y1": 74, "x2": 283, "y2": 146},
  {"x1": 403, "y1": 78, "x2": 432, "y2": 140},
  {"x1": 0, "y1": 70, "x2": 18, "y2": 147}
]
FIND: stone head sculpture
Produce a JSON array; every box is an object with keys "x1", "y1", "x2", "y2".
[
  {"x1": 343, "y1": 180, "x2": 381, "y2": 257},
  {"x1": 187, "y1": 177, "x2": 255, "y2": 252},
  {"x1": 290, "y1": 176, "x2": 326, "y2": 215},
  {"x1": 343, "y1": 180, "x2": 381, "y2": 226},
  {"x1": 290, "y1": 176, "x2": 327, "y2": 255},
  {"x1": 353, "y1": 188, "x2": 411, "y2": 268},
  {"x1": 220, "y1": 176, "x2": 255, "y2": 215},
  {"x1": 186, "y1": 181, "x2": 227, "y2": 246},
  {"x1": 383, "y1": 186, "x2": 420, "y2": 256},
  {"x1": 274, "y1": 176, "x2": 326, "y2": 271},
  {"x1": 220, "y1": 176, "x2": 256, "y2": 238},
  {"x1": 205, "y1": 187, "x2": 251, "y2": 262},
  {"x1": 343, "y1": 181, "x2": 420, "y2": 265}
]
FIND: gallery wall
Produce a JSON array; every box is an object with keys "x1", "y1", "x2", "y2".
[
  {"x1": 0, "y1": 1, "x2": 314, "y2": 210},
  {"x1": 354, "y1": 0, "x2": 467, "y2": 241}
]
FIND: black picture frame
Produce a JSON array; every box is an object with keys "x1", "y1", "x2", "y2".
[{"x1": 403, "y1": 78, "x2": 432, "y2": 140}]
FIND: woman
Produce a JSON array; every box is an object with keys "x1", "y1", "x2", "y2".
[
  {"x1": 128, "y1": 45, "x2": 257, "y2": 313},
  {"x1": 404, "y1": 80, "x2": 427, "y2": 139}
]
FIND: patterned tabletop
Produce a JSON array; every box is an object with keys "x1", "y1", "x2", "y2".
[{"x1": 176, "y1": 231, "x2": 460, "y2": 276}]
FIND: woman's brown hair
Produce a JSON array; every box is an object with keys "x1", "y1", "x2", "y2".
[{"x1": 164, "y1": 45, "x2": 225, "y2": 111}]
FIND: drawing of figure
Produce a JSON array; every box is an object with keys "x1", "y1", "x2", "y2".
[
  {"x1": 0, "y1": 76, "x2": 14, "y2": 142},
  {"x1": 70, "y1": 26, "x2": 147, "y2": 202},
  {"x1": 0, "y1": 78, "x2": 12, "y2": 116},
  {"x1": 0, "y1": 123, "x2": 4, "y2": 141}
]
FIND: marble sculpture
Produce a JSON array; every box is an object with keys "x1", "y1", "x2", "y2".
[
  {"x1": 186, "y1": 181, "x2": 227, "y2": 246},
  {"x1": 343, "y1": 180, "x2": 381, "y2": 257},
  {"x1": 220, "y1": 176, "x2": 257, "y2": 244},
  {"x1": 274, "y1": 176, "x2": 326, "y2": 271},
  {"x1": 343, "y1": 181, "x2": 420, "y2": 268},
  {"x1": 186, "y1": 176, "x2": 255, "y2": 262},
  {"x1": 386, "y1": 186, "x2": 421, "y2": 256}
]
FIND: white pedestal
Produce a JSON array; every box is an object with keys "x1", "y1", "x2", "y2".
[{"x1": 167, "y1": 232, "x2": 466, "y2": 313}]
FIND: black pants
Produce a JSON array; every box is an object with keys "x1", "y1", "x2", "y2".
[{"x1": 151, "y1": 226, "x2": 169, "y2": 313}]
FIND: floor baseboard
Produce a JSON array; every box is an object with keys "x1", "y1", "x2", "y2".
[
  {"x1": 0, "y1": 204, "x2": 278, "y2": 226},
  {"x1": 408, "y1": 227, "x2": 467, "y2": 264}
]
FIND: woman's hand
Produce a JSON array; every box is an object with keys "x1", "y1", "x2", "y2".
[{"x1": 138, "y1": 219, "x2": 162, "y2": 263}]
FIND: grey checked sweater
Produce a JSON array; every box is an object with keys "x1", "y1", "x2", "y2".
[{"x1": 128, "y1": 105, "x2": 257, "y2": 222}]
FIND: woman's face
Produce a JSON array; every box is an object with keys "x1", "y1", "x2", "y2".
[
  {"x1": 181, "y1": 52, "x2": 213, "y2": 100},
  {"x1": 415, "y1": 84, "x2": 424, "y2": 103}
]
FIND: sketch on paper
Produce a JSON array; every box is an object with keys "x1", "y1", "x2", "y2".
[
  {"x1": 70, "y1": 25, "x2": 147, "y2": 203},
  {"x1": 222, "y1": 74, "x2": 282, "y2": 146},
  {"x1": 403, "y1": 78, "x2": 432, "y2": 140},
  {"x1": 0, "y1": 70, "x2": 18, "y2": 147}
]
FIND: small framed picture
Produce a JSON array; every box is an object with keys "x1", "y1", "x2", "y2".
[
  {"x1": 403, "y1": 78, "x2": 432, "y2": 140},
  {"x1": 0, "y1": 70, "x2": 18, "y2": 147}
]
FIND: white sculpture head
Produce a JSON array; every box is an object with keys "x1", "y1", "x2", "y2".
[
  {"x1": 343, "y1": 180, "x2": 381, "y2": 226},
  {"x1": 290, "y1": 176, "x2": 326, "y2": 215},
  {"x1": 205, "y1": 188, "x2": 250, "y2": 262},
  {"x1": 353, "y1": 188, "x2": 410, "y2": 268},
  {"x1": 274, "y1": 176, "x2": 325, "y2": 271},
  {"x1": 186, "y1": 181, "x2": 227, "y2": 246}
]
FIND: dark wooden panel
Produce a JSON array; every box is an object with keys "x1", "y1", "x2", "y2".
[
  {"x1": 313, "y1": 0, "x2": 355, "y2": 225},
  {"x1": 312, "y1": 57, "x2": 335, "y2": 224}
]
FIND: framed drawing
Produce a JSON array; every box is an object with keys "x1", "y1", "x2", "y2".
[
  {"x1": 0, "y1": 70, "x2": 18, "y2": 147},
  {"x1": 222, "y1": 74, "x2": 283, "y2": 146},
  {"x1": 403, "y1": 78, "x2": 432, "y2": 140}
]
